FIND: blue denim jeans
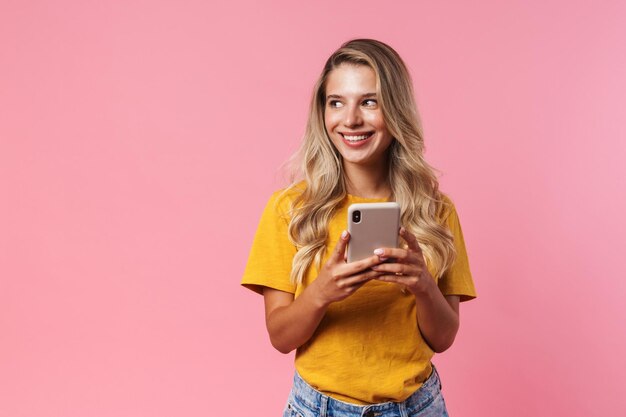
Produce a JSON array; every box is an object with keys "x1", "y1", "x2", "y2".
[{"x1": 282, "y1": 366, "x2": 449, "y2": 417}]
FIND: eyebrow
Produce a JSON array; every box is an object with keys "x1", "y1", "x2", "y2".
[{"x1": 326, "y1": 92, "x2": 378, "y2": 100}]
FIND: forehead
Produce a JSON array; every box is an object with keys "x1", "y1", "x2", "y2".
[{"x1": 325, "y1": 64, "x2": 378, "y2": 96}]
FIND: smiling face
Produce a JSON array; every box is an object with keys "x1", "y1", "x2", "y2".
[{"x1": 324, "y1": 64, "x2": 394, "y2": 169}]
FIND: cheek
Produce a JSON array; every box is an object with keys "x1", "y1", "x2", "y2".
[
  {"x1": 363, "y1": 112, "x2": 386, "y2": 129},
  {"x1": 324, "y1": 112, "x2": 338, "y2": 131},
  {"x1": 323, "y1": 117, "x2": 337, "y2": 143}
]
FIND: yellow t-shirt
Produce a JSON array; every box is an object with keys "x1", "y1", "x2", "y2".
[{"x1": 241, "y1": 186, "x2": 476, "y2": 404}]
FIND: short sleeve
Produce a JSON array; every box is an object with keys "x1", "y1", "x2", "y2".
[
  {"x1": 437, "y1": 200, "x2": 477, "y2": 302},
  {"x1": 241, "y1": 191, "x2": 298, "y2": 295}
]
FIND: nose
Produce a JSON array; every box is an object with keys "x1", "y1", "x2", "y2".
[{"x1": 343, "y1": 103, "x2": 363, "y2": 128}]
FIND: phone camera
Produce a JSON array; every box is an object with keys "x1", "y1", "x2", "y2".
[{"x1": 352, "y1": 210, "x2": 361, "y2": 223}]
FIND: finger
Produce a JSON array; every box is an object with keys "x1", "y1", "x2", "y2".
[
  {"x1": 373, "y1": 247, "x2": 421, "y2": 264},
  {"x1": 370, "y1": 262, "x2": 420, "y2": 276},
  {"x1": 399, "y1": 227, "x2": 423, "y2": 254},
  {"x1": 340, "y1": 279, "x2": 370, "y2": 295},
  {"x1": 331, "y1": 230, "x2": 350, "y2": 263},
  {"x1": 375, "y1": 274, "x2": 412, "y2": 285},
  {"x1": 341, "y1": 254, "x2": 384, "y2": 275},
  {"x1": 332, "y1": 258, "x2": 380, "y2": 283},
  {"x1": 337, "y1": 268, "x2": 381, "y2": 288}
]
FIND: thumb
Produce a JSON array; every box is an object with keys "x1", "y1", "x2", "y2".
[{"x1": 331, "y1": 230, "x2": 350, "y2": 263}]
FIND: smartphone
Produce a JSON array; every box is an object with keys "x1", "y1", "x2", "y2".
[{"x1": 347, "y1": 202, "x2": 400, "y2": 263}]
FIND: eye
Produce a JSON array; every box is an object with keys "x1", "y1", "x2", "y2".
[
  {"x1": 327, "y1": 100, "x2": 343, "y2": 108},
  {"x1": 362, "y1": 99, "x2": 378, "y2": 107}
]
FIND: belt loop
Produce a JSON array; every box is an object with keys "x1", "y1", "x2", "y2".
[
  {"x1": 319, "y1": 395, "x2": 328, "y2": 417},
  {"x1": 398, "y1": 400, "x2": 409, "y2": 417}
]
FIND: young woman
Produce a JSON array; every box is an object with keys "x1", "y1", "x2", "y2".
[{"x1": 242, "y1": 39, "x2": 476, "y2": 417}]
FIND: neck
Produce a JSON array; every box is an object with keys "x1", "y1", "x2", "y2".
[{"x1": 342, "y1": 158, "x2": 391, "y2": 199}]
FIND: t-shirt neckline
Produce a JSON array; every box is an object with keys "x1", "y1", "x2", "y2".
[{"x1": 346, "y1": 194, "x2": 391, "y2": 203}]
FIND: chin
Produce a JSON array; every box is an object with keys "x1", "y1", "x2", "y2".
[{"x1": 341, "y1": 154, "x2": 378, "y2": 166}]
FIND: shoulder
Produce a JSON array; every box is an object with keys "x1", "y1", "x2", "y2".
[
  {"x1": 273, "y1": 181, "x2": 307, "y2": 204},
  {"x1": 264, "y1": 181, "x2": 308, "y2": 219}
]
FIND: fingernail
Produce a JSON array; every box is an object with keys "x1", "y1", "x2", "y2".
[
  {"x1": 374, "y1": 248, "x2": 384, "y2": 256},
  {"x1": 341, "y1": 230, "x2": 348, "y2": 239}
]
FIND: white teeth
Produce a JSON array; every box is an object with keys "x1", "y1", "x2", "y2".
[{"x1": 343, "y1": 134, "x2": 370, "y2": 142}]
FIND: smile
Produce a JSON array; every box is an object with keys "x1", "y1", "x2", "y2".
[{"x1": 341, "y1": 132, "x2": 374, "y2": 142}]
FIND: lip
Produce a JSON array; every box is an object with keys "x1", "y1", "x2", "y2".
[
  {"x1": 340, "y1": 131, "x2": 374, "y2": 137},
  {"x1": 340, "y1": 131, "x2": 374, "y2": 147}
]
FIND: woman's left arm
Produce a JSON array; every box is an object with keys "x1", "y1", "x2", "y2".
[{"x1": 371, "y1": 227, "x2": 460, "y2": 353}]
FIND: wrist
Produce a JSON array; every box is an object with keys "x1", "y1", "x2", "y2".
[
  {"x1": 411, "y1": 270, "x2": 437, "y2": 300},
  {"x1": 307, "y1": 280, "x2": 332, "y2": 310}
]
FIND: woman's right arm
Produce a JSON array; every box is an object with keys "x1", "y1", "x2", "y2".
[{"x1": 263, "y1": 231, "x2": 383, "y2": 354}]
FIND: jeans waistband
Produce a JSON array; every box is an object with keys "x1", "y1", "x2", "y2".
[{"x1": 288, "y1": 365, "x2": 443, "y2": 417}]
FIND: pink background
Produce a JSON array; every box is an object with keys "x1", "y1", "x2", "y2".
[{"x1": 1, "y1": 1, "x2": 625, "y2": 416}]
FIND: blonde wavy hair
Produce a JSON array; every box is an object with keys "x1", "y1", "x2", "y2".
[{"x1": 282, "y1": 39, "x2": 456, "y2": 285}]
